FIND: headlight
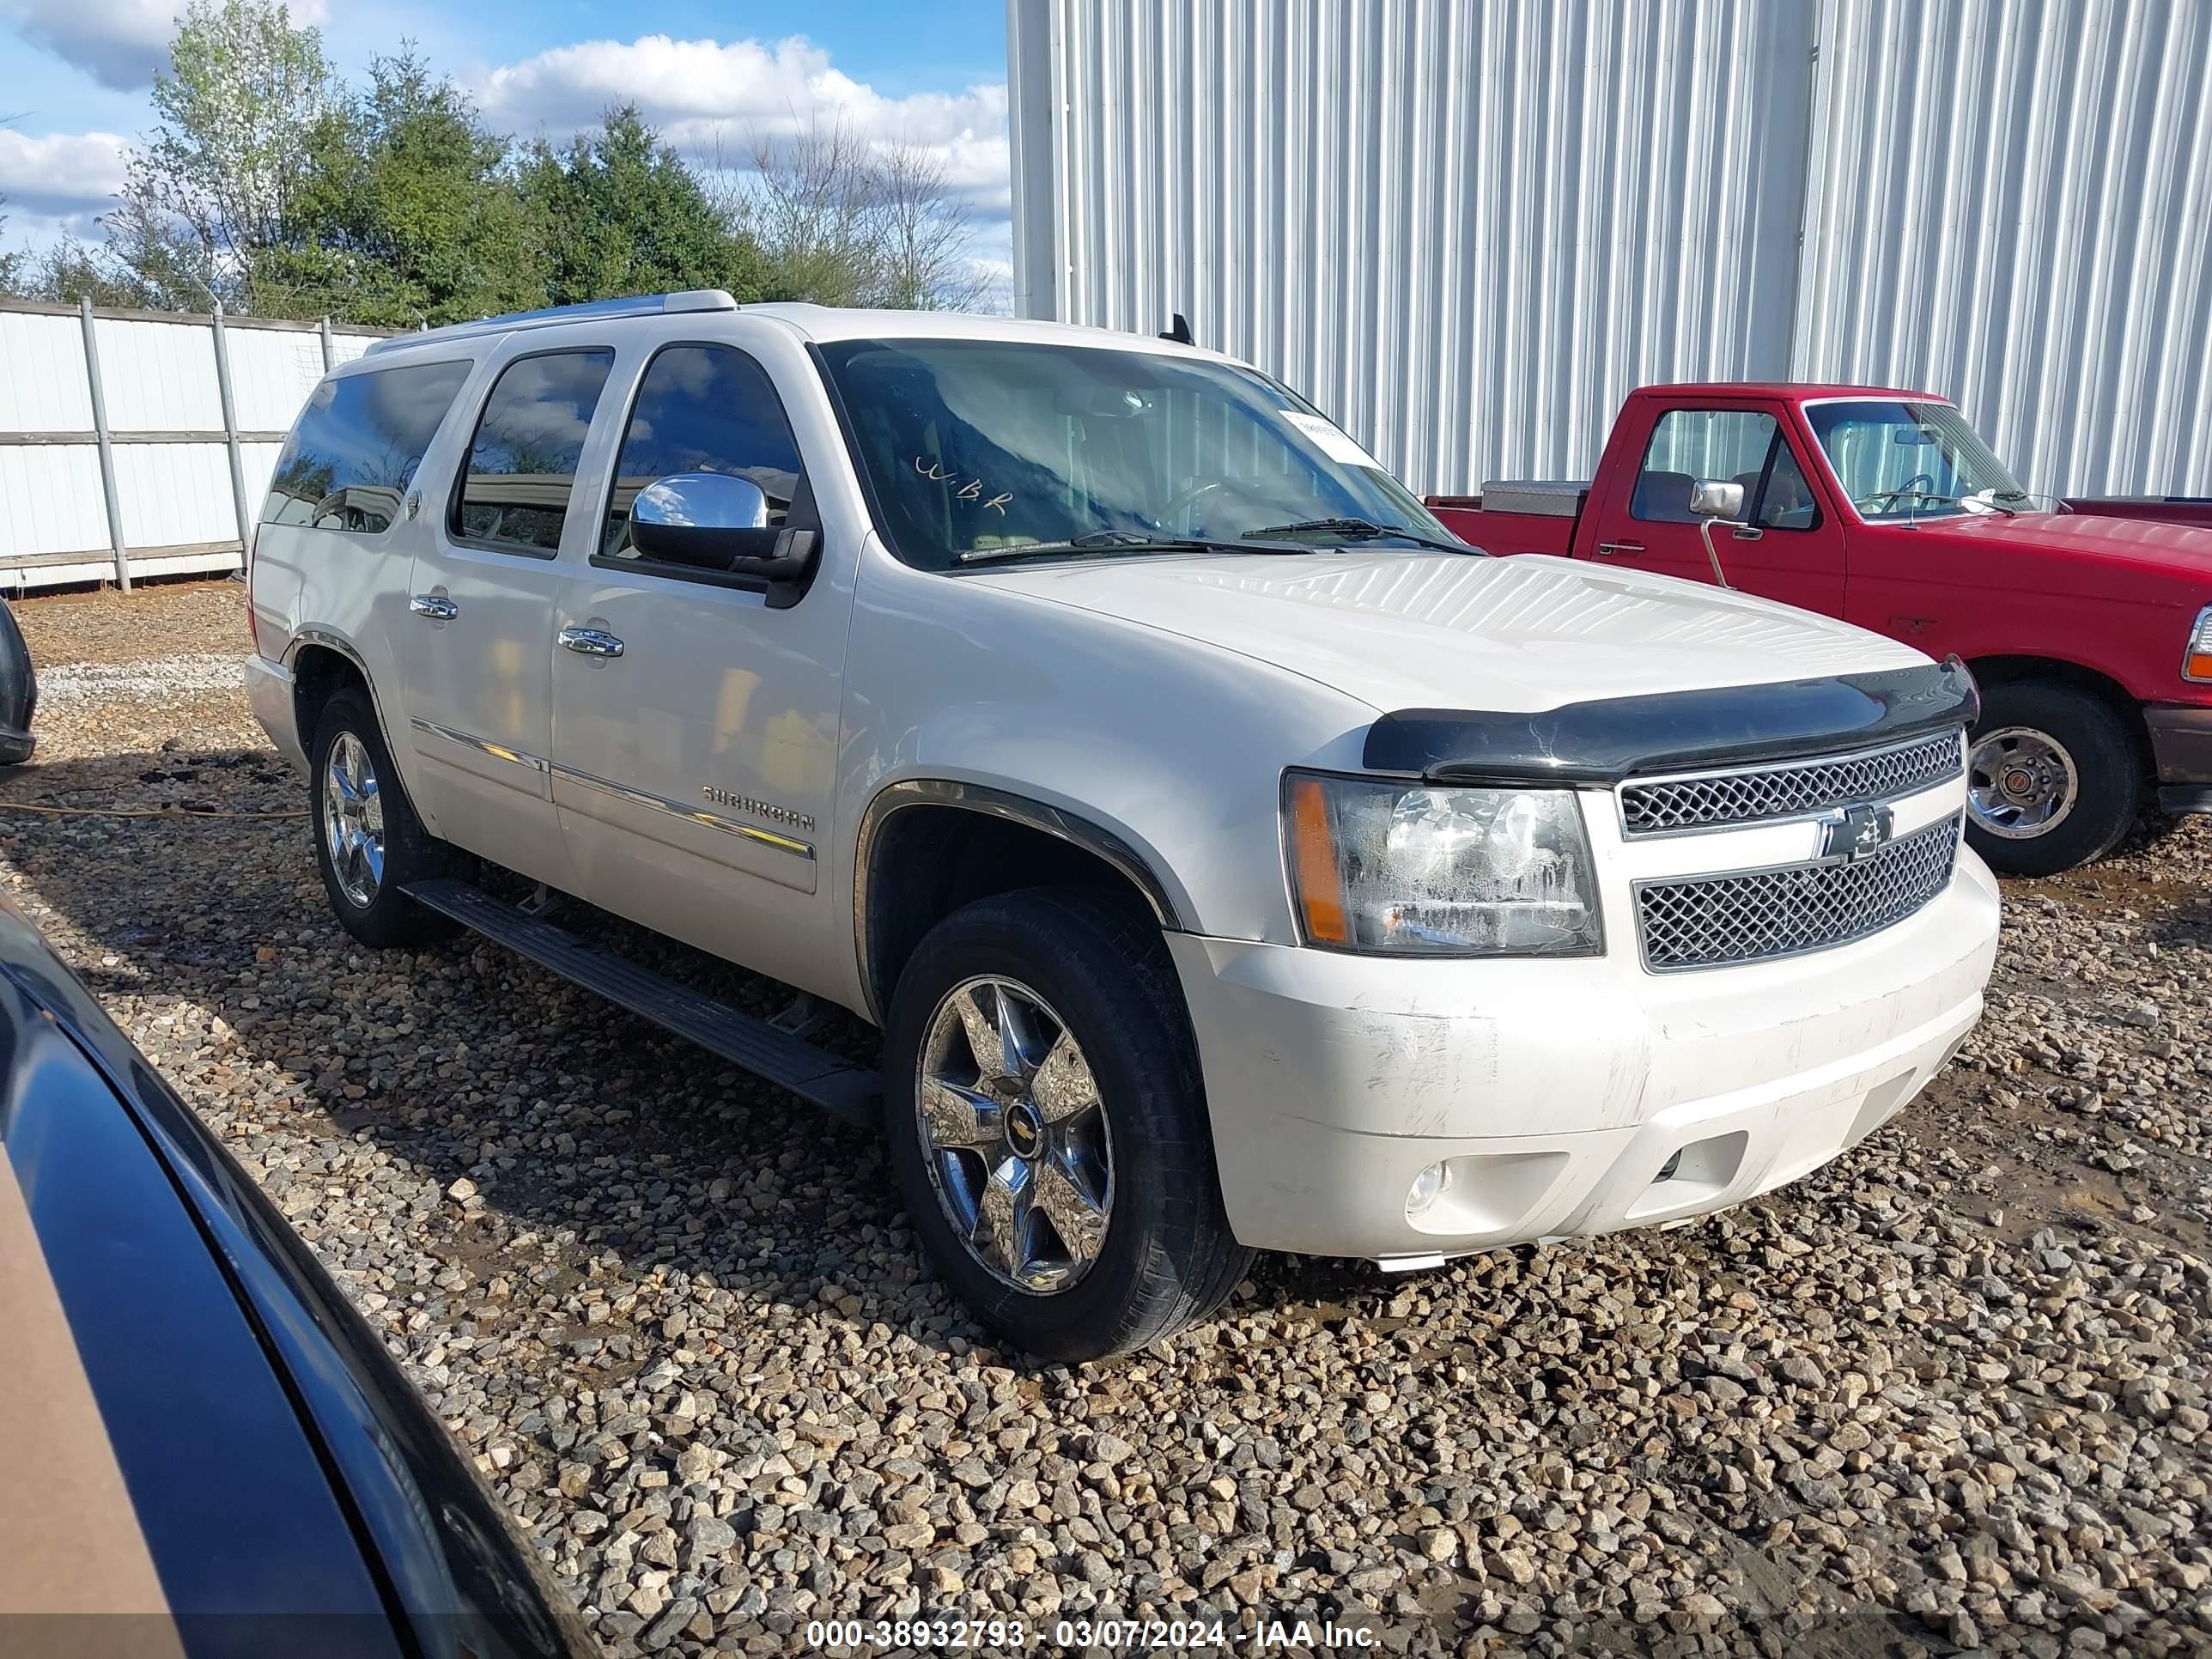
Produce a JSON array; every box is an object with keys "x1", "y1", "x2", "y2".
[
  {"x1": 2185, "y1": 605, "x2": 2212, "y2": 683},
  {"x1": 1283, "y1": 771, "x2": 1603, "y2": 957}
]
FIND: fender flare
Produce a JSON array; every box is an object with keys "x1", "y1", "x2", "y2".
[
  {"x1": 286, "y1": 629, "x2": 410, "y2": 775},
  {"x1": 851, "y1": 778, "x2": 1189, "y2": 1022}
]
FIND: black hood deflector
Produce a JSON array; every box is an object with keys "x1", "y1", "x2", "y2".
[{"x1": 1364, "y1": 659, "x2": 1978, "y2": 785}]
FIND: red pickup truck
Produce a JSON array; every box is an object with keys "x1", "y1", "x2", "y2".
[{"x1": 1426, "y1": 384, "x2": 2212, "y2": 876}]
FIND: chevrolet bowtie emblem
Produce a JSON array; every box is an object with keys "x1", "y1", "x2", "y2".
[{"x1": 1819, "y1": 802, "x2": 1895, "y2": 863}]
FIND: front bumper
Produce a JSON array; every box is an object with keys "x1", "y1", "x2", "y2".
[
  {"x1": 1170, "y1": 850, "x2": 1999, "y2": 1261},
  {"x1": 245, "y1": 653, "x2": 307, "y2": 773},
  {"x1": 2147, "y1": 702, "x2": 2212, "y2": 812}
]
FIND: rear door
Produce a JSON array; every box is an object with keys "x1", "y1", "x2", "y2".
[
  {"x1": 398, "y1": 345, "x2": 619, "y2": 889},
  {"x1": 1584, "y1": 402, "x2": 1846, "y2": 614}
]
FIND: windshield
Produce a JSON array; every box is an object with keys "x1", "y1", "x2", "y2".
[
  {"x1": 816, "y1": 337, "x2": 1457, "y2": 570},
  {"x1": 1805, "y1": 399, "x2": 2027, "y2": 520}
]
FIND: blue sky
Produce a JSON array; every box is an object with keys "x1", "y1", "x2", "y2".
[{"x1": 0, "y1": 0, "x2": 1014, "y2": 281}]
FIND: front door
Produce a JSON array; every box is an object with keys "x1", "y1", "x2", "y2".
[
  {"x1": 399, "y1": 346, "x2": 619, "y2": 890},
  {"x1": 1587, "y1": 404, "x2": 1846, "y2": 615},
  {"x1": 549, "y1": 337, "x2": 849, "y2": 1000}
]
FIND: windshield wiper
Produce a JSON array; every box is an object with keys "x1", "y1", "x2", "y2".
[
  {"x1": 956, "y1": 531, "x2": 1309, "y2": 567},
  {"x1": 1241, "y1": 516, "x2": 1474, "y2": 556}
]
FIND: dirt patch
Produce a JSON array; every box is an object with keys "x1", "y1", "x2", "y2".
[{"x1": 14, "y1": 575, "x2": 249, "y2": 669}]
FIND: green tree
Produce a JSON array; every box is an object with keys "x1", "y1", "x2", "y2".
[
  {"x1": 118, "y1": 0, "x2": 335, "y2": 307},
  {"x1": 0, "y1": 198, "x2": 175, "y2": 310},
  {"x1": 10, "y1": 238, "x2": 151, "y2": 307},
  {"x1": 260, "y1": 50, "x2": 543, "y2": 325},
  {"x1": 521, "y1": 106, "x2": 764, "y2": 306}
]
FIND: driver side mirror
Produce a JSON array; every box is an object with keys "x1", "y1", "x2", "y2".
[
  {"x1": 1688, "y1": 479, "x2": 1745, "y2": 521},
  {"x1": 1685, "y1": 479, "x2": 1741, "y2": 590},
  {"x1": 630, "y1": 472, "x2": 820, "y2": 602}
]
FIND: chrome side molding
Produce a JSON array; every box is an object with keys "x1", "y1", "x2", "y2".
[
  {"x1": 408, "y1": 717, "x2": 550, "y2": 774},
  {"x1": 553, "y1": 763, "x2": 813, "y2": 858}
]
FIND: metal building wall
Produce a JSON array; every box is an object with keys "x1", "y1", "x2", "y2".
[
  {"x1": 1012, "y1": 0, "x2": 1819, "y2": 489},
  {"x1": 1012, "y1": 0, "x2": 2212, "y2": 498},
  {"x1": 1796, "y1": 0, "x2": 2212, "y2": 495},
  {"x1": 0, "y1": 301, "x2": 382, "y2": 588}
]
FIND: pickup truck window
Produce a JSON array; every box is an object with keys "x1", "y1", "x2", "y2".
[
  {"x1": 1633, "y1": 409, "x2": 1820, "y2": 531},
  {"x1": 453, "y1": 349, "x2": 616, "y2": 555},
  {"x1": 599, "y1": 343, "x2": 806, "y2": 574},
  {"x1": 1806, "y1": 398, "x2": 2025, "y2": 520},
  {"x1": 816, "y1": 337, "x2": 1449, "y2": 572},
  {"x1": 262, "y1": 359, "x2": 471, "y2": 534}
]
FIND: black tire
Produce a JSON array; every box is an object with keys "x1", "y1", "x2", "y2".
[
  {"x1": 884, "y1": 888, "x2": 1254, "y2": 1362},
  {"x1": 1965, "y1": 680, "x2": 2141, "y2": 877},
  {"x1": 308, "y1": 687, "x2": 465, "y2": 947},
  {"x1": 0, "y1": 595, "x2": 36, "y2": 766}
]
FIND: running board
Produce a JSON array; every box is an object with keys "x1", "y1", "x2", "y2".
[{"x1": 402, "y1": 878, "x2": 880, "y2": 1126}]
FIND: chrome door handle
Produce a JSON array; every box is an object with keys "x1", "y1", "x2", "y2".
[
  {"x1": 1592, "y1": 541, "x2": 1645, "y2": 557},
  {"x1": 410, "y1": 593, "x2": 459, "y2": 620},
  {"x1": 558, "y1": 626, "x2": 625, "y2": 659}
]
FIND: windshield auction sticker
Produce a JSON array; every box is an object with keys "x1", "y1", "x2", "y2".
[{"x1": 1279, "y1": 410, "x2": 1383, "y2": 471}]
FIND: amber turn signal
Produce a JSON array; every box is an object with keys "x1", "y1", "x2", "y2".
[
  {"x1": 1286, "y1": 774, "x2": 1351, "y2": 945},
  {"x1": 2187, "y1": 606, "x2": 2212, "y2": 684}
]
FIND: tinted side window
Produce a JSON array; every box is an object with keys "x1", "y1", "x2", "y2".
[
  {"x1": 261, "y1": 360, "x2": 470, "y2": 533},
  {"x1": 453, "y1": 349, "x2": 615, "y2": 554},
  {"x1": 600, "y1": 344, "x2": 806, "y2": 570}
]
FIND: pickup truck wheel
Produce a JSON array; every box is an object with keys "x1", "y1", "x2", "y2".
[
  {"x1": 309, "y1": 688, "x2": 464, "y2": 947},
  {"x1": 884, "y1": 889, "x2": 1253, "y2": 1362},
  {"x1": 1965, "y1": 682, "x2": 2140, "y2": 876}
]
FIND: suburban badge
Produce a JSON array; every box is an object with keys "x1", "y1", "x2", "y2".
[{"x1": 702, "y1": 784, "x2": 814, "y2": 833}]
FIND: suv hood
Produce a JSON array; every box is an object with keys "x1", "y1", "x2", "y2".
[{"x1": 968, "y1": 551, "x2": 1925, "y2": 714}]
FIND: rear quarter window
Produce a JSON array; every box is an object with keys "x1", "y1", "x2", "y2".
[{"x1": 261, "y1": 359, "x2": 472, "y2": 534}]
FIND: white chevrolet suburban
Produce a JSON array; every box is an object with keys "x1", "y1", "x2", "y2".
[{"x1": 246, "y1": 291, "x2": 2001, "y2": 1360}]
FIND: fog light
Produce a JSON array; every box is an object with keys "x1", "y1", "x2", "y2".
[
  {"x1": 1655, "y1": 1151, "x2": 1682, "y2": 1182},
  {"x1": 1406, "y1": 1162, "x2": 1449, "y2": 1216}
]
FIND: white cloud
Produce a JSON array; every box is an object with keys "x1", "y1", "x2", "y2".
[
  {"x1": 0, "y1": 0, "x2": 324, "y2": 90},
  {"x1": 0, "y1": 128, "x2": 127, "y2": 224},
  {"x1": 475, "y1": 33, "x2": 1011, "y2": 214}
]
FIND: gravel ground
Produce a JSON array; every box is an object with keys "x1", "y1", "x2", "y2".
[{"x1": 7, "y1": 579, "x2": 2211, "y2": 1659}]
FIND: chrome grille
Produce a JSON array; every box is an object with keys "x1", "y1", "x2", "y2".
[
  {"x1": 1635, "y1": 815, "x2": 1960, "y2": 971},
  {"x1": 1619, "y1": 730, "x2": 1964, "y2": 836}
]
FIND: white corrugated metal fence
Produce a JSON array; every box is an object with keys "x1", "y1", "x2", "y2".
[
  {"x1": 0, "y1": 301, "x2": 382, "y2": 590},
  {"x1": 1010, "y1": 0, "x2": 2212, "y2": 498}
]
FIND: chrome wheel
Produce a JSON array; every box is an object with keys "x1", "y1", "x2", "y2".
[
  {"x1": 915, "y1": 975, "x2": 1113, "y2": 1294},
  {"x1": 1968, "y1": 726, "x2": 2078, "y2": 839},
  {"x1": 321, "y1": 730, "x2": 386, "y2": 906}
]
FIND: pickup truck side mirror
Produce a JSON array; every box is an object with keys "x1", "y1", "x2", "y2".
[
  {"x1": 1686, "y1": 478, "x2": 1744, "y2": 588},
  {"x1": 1688, "y1": 479, "x2": 1745, "y2": 521},
  {"x1": 630, "y1": 472, "x2": 822, "y2": 604}
]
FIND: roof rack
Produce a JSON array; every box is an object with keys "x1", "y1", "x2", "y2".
[{"x1": 362, "y1": 289, "x2": 738, "y2": 356}]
